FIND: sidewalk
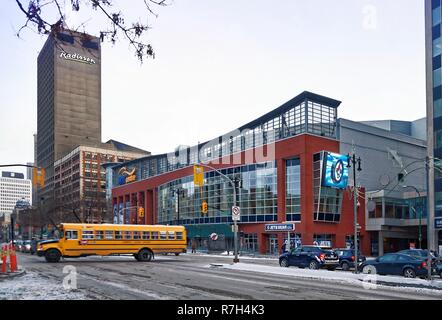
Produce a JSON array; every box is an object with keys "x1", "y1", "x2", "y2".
[
  {"x1": 215, "y1": 262, "x2": 442, "y2": 292},
  {"x1": 0, "y1": 262, "x2": 26, "y2": 280}
]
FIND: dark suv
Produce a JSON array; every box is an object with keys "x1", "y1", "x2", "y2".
[
  {"x1": 397, "y1": 249, "x2": 439, "y2": 275},
  {"x1": 335, "y1": 249, "x2": 366, "y2": 271},
  {"x1": 279, "y1": 245, "x2": 340, "y2": 270}
]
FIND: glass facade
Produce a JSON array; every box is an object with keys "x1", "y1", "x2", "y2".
[
  {"x1": 313, "y1": 153, "x2": 343, "y2": 223},
  {"x1": 368, "y1": 196, "x2": 428, "y2": 220},
  {"x1": 112, "y1": 94, "x2": 339, "y2": 189},
  {"x1": 157, "y1": 161, "x2": 278, "y2": 225},
  {"x1": 433, "y1": 0, "x2": 442, "y2": 217},
  {"x1": 285, "y1": 159, "x2": 301, "y2": 222}
]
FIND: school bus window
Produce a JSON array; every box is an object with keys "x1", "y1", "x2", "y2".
[
  {"x1": 115, "y1": 231, "x2": 123, "y2": 240},
  {"x1": 105, "y1": 231, "x2": 114, "y2": 239},
  {"x1": 151, "y1": 231, "x2": 159, "y2": 240},
  {"x1": 82, "y1": 230, "x2": 94, "y2": 239},
  {"x1": 133, "y1": 231, "x2": 141, "y2": 240},
  {"x1": 96, "y1": 230, "x2": 104, "y2": 240},
  {"x1": 176, "y1": 232, "x2": 183, "y2": 240},
  {"x1": 167, "y1": 231, "x2": 175, "y2": 240},
  {"x1": 160, "y1": 231, "x2": 167, "y2": 240},
  {"x1": 124, "y1": 231, "x2": 132, "y2": 240},
  {"x1": 66, "y1": 230, "x2": 78, "y2": 240},
  {"x1": 142, "y1": 231, "x2": 150, "y2": 240}
]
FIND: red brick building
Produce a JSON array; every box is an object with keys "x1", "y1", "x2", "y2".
[{"x1": 110, "y1": 91, "x2": 369, "y2": 255}]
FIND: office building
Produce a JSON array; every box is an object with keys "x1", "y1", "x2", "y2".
[{"x1": 425, "y1": 0, "x2": 442, "y2": 251}]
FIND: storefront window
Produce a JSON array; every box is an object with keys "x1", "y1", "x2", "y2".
[{"x1": 286, "y1": 159, "x2": 301, "y2": 222}]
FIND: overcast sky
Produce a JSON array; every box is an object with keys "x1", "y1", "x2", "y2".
[{"x1": 0, "y1": 0, "x2": 425, "y2": 176}]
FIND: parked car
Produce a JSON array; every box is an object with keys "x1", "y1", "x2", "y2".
[
  {"x1": 397, "y1": 249, "x2": 439, "y2": 274},
  {"x1": 21, "y1": 240, "x2": 32, "y2": 253},
  {"x1": 14, "y1": 240, "x2": 23, "y2": 252},
  {"x1": 334, "y1": 248, "x2": 366, "y2": 271},
  {"x1": 279, "y1": 245, "x2": 340, "y2": 270},
  {"x1": 359, "y1": 253, "x2": 429, "y2": 278},
  {"x1": 398, "y1": 249, "x2": 436, "y2": 261}
]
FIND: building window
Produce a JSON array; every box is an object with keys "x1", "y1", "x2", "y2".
[
  {"x1": 435, "y1": 68, "x2": 442, "y2": 88},
  {"x1": 434, "y1": 37, "x2": 442, "y2": 58},
  {"x1": 313, "y1": 234, "x2": 334, "y2": 247},
  {"x1": 286, "y1": 158, "x2": 301, "y2": 222},
  {"x1": 435, "y1": 129, "x2": 442, "y2": 149},
  {"x1": 242, "y1": 234, "x2": 258, "y2": 253},
  {"x1": 435, "y1": 99, "x2": 442, "y2": 118},
  {"x1": 157, "y1": 161, "x2": 277, "y2": 225},
  {"x1": 436, "y1": 192, "x2": 442, "y2": 211},
  {"x1": 434, "y1": 6, "x2": 442, "y2": 27}
]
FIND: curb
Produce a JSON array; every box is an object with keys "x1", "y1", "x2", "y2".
[{"x1": 0, "y1": 269, "x2": 26, "y2": 281}]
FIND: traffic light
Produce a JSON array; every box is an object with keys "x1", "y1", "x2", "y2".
[
  {"x1": 33, "y1": 167, "x2": 45, "y2": 188},
  {"x1": 138, "y1": 207, "x2": 145, "y2": 218},
  {"x1": 201, "y1": 201, "x2": 208, "y2": 214}
]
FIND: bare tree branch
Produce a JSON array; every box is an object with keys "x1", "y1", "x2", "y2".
[{"x1": 14, "y1": 0, "x2": 168, "y2": 62}]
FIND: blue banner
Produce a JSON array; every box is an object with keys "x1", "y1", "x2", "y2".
[
  {"x1": 265, "y1": 224, "x2": 295, "y2": 232},
  {"x1": 322, "y1": 152, "x2": 349, "y2": 189}
]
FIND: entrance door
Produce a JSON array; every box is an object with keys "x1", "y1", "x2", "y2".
[{"x1": 269, "y1": 235, "x2": 278, "y2": 255}]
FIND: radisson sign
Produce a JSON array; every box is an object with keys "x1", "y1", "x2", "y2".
[{"x1": 59, "y1": 51, "x2": 97, "y2": 65}]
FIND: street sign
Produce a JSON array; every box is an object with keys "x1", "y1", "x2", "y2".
[
  {"x1": 231, "y1": 224, "x2": 238, "y2": 232},
  {"x1": 435, "y1": 218, "x2": 442, "y2": 229},
  {"x1": 210, "y1": 233, "x2": 218, "y2": 241},
  {"x1": 232, "y1": 206, "x2": 241, "y2": 221},
  {"x1": 265, "y1": 223, "x2": 295, "y2": 232}
]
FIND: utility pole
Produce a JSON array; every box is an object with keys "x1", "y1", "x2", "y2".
[
  {"x1": 426, "y1": 157, "x2": 432, "y2": 280},
  {"x1": 195, "y1": 164, "x2": 241, "y2": 263},
  {"x1": 348, "y1": 153, "x2": 362, "y2": 274}
]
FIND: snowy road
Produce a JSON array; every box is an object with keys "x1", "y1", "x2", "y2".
[{"x1": 4, "y1": 252, "x2": 442, "y2": 300}]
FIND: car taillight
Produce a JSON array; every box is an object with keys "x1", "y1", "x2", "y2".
[
  {"x1": 351, "y1": 256, "x2": 355, "y2": 261},
  {"x1": 422, "y1": 261, "x2": 427, "y2": 268},
  {"x1": 320, "y1": 253, "x2": 325, "y2": 261}
]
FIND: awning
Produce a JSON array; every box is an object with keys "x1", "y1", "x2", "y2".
[{"x1": 185, "y1": 224, "x2": 233, "y2": 238}]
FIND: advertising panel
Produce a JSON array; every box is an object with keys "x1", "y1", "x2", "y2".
[{"x1": 322, "y1": 152, "x2": 349, "y2": 189}]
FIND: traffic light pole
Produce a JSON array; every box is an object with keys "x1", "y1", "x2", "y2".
[{"x1": 196, "y1": 164, "x2": 240, "y2": 263}]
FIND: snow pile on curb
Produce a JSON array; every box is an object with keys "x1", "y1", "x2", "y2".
[
  {"x1": 217, "y1": 263, "x2": 442, "y2": 292},
  {"x1": 0, "y1": 272, "x2": 88, "y2": 300}
]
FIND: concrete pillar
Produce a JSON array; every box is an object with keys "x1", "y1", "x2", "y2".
[{"x1": 378, "y1": 231, "x2": 384, "y2": 257}]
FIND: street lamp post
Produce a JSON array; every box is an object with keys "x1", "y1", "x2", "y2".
[
  {"x1": 172, "y1": 188, "x2": 183, "y2": 225},
  {"x1": 347, "y1": 153, "x2": 362, "y2": 274},
  {"x1": 425, "y1": 157, "x2": 432, "y2": 280},
  {"x1": 118, "y1": 206, "x2": 139, "y2": 224},
  {"x1": 196, "y1": 164, "x2": 240, "y2": 263}
]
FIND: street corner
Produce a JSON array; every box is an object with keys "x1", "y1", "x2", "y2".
[{"x1": 0, "y1": 267, "x2": 26, "y2": 281}]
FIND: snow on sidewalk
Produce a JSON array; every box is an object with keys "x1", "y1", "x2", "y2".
[
  {"x1": 0, "y1": 272, "x2": 88, "y2": 300},
  {"x1": 215, "y1": 263, "x2": 442, "y2": 293}
]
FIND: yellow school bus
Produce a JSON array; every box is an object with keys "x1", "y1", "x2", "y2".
[{"x1": 37, "y1": 223, "x2": 187, "y2": 263}]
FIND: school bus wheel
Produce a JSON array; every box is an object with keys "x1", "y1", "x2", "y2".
[
  {"x1": 137, "y1": 248, "x2": 153, "y2": 262},
  {"x1": 45, "y1": 249, "x2": 61, "y2": 263},
  {"x1": 175, "y1": 253, "x2": 180, "y2": 256}
]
